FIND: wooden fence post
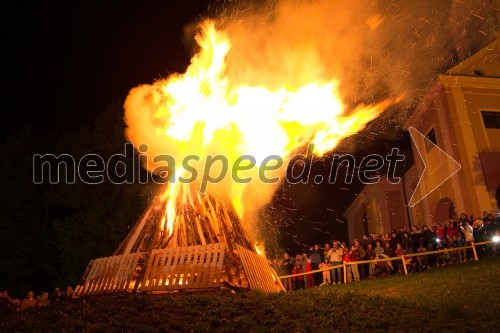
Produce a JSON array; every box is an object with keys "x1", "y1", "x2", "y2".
[
  {"x1": 471, "y1": 242, "x2": 479, "y2": 261},
  {"x1": 343, "y1": 263, "x2": 347, "y2": 284},
  {"x1": 402, "y1": 257, "x2": 408, "y2": 275}
]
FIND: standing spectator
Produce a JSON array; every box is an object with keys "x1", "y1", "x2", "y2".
[
  {"x1": 401, "y1": 232, "x2": 414, "y2": 253},
  {"x1": 303, "y1": 254, "x2": 314, "y2": 288},
  {"x1": 0, "y1": 290, "x2": 13, "y2": 314},
  {"x1": 343, "y1": 249, "x2": 351, "y2": 283},
  {"x1": 291, "y1": 262, "x2": 304, "y2": 290},
  {"x1": 354, "y1": 239, "x2": 366, "y2": 280},
  {"x1": 50, "y1": 287, "x2": 61, "y2": 304},
  {"x1": 281, "y1": 253, "x2": 293, "y2": 291},
  {"x1": 20, "y1": 291, "x2": 37, "y2": 311},
  {"x1": 38, "y1": 292, "x2": 50, "y2": 308},
  {"x1": 323, "y1": 242, "x2": 332, "y2": 263},
  {"x1": 436, "y1": 224, "x2": 445, "y2": 244},
  {"x1": 461, "y1": 221, "x2": 474, "y2": 260},
  {"x1": 411, "y1": 226, "x2": 422, "y2": 252},
  {"x1": 309, "y1": 245, "x2": 322, "y2": 286},
  {"x1": 395, "y1": 243, "x2": 406, "y2": 273},
  {"x1": 271, "y1": 258, "x2": 280, "y2": 272},
  {"x1": 383, "y1": 242, "x2": 395, "y2": 271},
  {"x1": 446, "y1": 221, "x2": 458, "y2": 244},
  {"x1": 389, "y1": 232, "x2": 399, "y2": 251},
  {"x1": 422, "y1": 225, "x2": 434, "y2": 252},
  {"x1": 319, "y1": 258, "x2": 331, "y2": 286},
  {"x1": 384, "y1": 241, "x2": 394, "y2": 257},
  {"x1": 323, "y1": 243, "x2": 332, "y2": 283},
  {"x1": 415, "y1": 246, "x2": 429, "y2": 272},
  {"x1": 397, "y1": 227, "x2": 407, "y2": 242},
  {"x1": 460, "y1": 213, "x2": 470, "y2": 224},
  {"x1": 349, "y1": 245, "x2": 360, "y2": 282},
  {"x1": 366, "y1": 243, "x2": 376, "y2": 277},
  {"x1": 329, "y1": 242, "x2": 344, "y2": 284},
  {"x1": 374, "y1": 255, "x2": 390, "y2": 277},
  {"x1": 60, "y1": 286, "x2": 74, "y2": 302},
  {"x1": 374, "y1": 241, "x2": 384, "y2": 258}
]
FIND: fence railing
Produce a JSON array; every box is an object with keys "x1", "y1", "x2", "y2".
[{"x1": 278, "y1": 240, "x2": 494, "y2": 283}]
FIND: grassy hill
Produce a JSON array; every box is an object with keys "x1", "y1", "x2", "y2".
[{"x1": 2, "y1": 256, "x2": 499, "y2": 332}]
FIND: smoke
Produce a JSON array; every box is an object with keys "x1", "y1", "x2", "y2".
[
  {"x1": 124, "y1": 0, "x2": 497, "y2": 241},
  {"x1": 215, "y1": 0, "x2": 497, "y2": 137}
]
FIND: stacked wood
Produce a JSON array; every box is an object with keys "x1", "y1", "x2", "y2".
[
  {"x1": 74, "y1": 252, "x2": 142, "y2": 296},
  {"x1": 76, "y1": 184, "x2": 284, "y2": 295},
  {"x1": 116, "y1": 185, "x2": 255, "y2": 253},
  {"x1": 140, "y1": 243, "x2": 226, "y2": 292}
]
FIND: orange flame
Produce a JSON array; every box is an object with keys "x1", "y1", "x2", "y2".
[{"x1": 124, "y1": 20, "x2": 398, "y2": 238}]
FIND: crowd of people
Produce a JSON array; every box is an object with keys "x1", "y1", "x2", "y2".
[
  {"x1": 0, "y1": 286, "x2": 75, "y2": 314},
  {"x1": 274, "y1": 211, "x2": 500, "y2": 291},
  {"x1": 2, "y1": 212, "x2": 499, "y2": 306}
]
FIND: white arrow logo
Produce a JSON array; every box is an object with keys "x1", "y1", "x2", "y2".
[{"x1": 408, "y1": 127, "x2": 462, "y2": 207}]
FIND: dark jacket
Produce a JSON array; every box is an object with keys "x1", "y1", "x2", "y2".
[{"x1": 309, "y1": 249, "x2": 322, "y2": 264}]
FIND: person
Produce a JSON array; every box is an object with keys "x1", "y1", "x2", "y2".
[
  {"x1": 342, "y1": 249, "x2": 351, "y2": 283},
  {"x1": 460, "y1": 221, "x2": 474, "y2": 243},
  {"x1": 410, "y1": 225, "x2": 422, "y2": 252},
  {"x1": 436, "y1": 224, "x2": 445, "y2": 244},
  {"x1": 38, "y1": 292, "x2": 50, "y2": 308},
  {"x1": 50, "y1": 287, "x2": 61, "y2": 304},
  {"x1": 460, "y1": 221, "x2": 474, "y2": 260},
  {"x1": 384, "y1": 241, "x2": 394, "y2": 257},
  {"x1": 446, "y1": 221, "x2": 458, "y2": 244},
  {"x1": 450, "y1": 235, "x2": 465, "y2": 263},
  {"x1": 395, "y1": 243, "x2": 406, "y2": 273},
  {"x1": 20, "y1": 291, "x2": 37, "y2": 311},
  {"x1": 323, "y1": 242, "x2": 332, "y2": 263},
  {"x1": 319, "y1": 258, "x2": 331, "y2": 286},
  {"x1": 389, "y1": 232, "x2": 399, "y2": 251},
  {"x1": 303, "y1": 254, "x2": 314, "y2": 288},
  {"x1": 354, "y1": 239, "x2": 366, "y2": 279},
  {"x1": 415, "y1": 246, "x2": 429, "y2": 272},
  {"x1": 0, "y1": 290, "x2": 13, "y2": 314},
  {"x1": 366, "y1": 243, "x2": 376, "y2": 277},
  {"x1": 271, "y1": 258, "x2": 280, "y2": 272},
  {"x1": 401, "y1": 232, "x2": 414, "y2": 253},
  {"x1": 329, "y1": 242, "x2": 344, "y2": 284},
  {"x1": 460, "y1": 213, "x2": 470, "y2": 225},
  {"x1": 60, "y1": 286, "x2": 73, "y2": 302},
  {"x1": 374, "y1": 255, "x2": 390, "y2": 277},
  {"x1": 309, "y1": 245, "x2": 322, "y2": 286},
  {"x1": 291, "y1": 262, "x2": 304, "y2": 290},
  {"x1": 374, "y1": 241, "x2": 384, "y2": 258},
  {"x1": 349, "y1": 245, "x2": 360, "y2": 282},
  {"x1": 435, "y1": 239, "x2": 449, "y2": 266},
  {"x1": 422, "y1": 225, "x2": 434, "y2": 252},
  {"x1": 281, "y1": 253, "x2": 293, "y2": 291}
]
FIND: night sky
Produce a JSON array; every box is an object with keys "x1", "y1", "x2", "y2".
[
  {"x1": 3, "y1": 1, "x2": 213, "y2": 135},
  {"x1": 2, "y1": 0, "x2": 414, "y2": 256}
]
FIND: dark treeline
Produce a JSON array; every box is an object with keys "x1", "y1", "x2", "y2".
[{"x1": 0, "y1": 104, "x2": 158, "y2": 296}]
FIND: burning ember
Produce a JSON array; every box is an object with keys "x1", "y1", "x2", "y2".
[{"x1": 124, "y1": 20, "x2": 399, "y2": 248}]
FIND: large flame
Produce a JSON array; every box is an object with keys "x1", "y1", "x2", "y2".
[{"x1": 124, "y1": 20, "x2": 398, "y2": 240}]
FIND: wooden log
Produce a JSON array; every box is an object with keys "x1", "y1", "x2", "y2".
[
  {"x1": 195, "y1": 216, "x2": 207, "y2": 245},
  {"x1": 402, "y1": 257, "x2": 408, "y2": 276},
  {"x1": 471, "y1": 242, "x2": 479, "y2": 261}
]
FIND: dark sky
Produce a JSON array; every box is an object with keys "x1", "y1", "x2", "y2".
[
  {"x1": 2, "y1": 1, "x2": 214, "y2": 135},
  {"x1": 2, "y1": 0, "x2": 413, "y2": 255}
]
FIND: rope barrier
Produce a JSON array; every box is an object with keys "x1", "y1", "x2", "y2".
[{"x1": 278, "y1": 240, "x2": 495, "y2": 280}]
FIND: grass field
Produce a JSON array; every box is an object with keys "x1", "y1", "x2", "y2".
[{"x1": 2, "y1": 256, "x2": 499, "y2": 332}]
